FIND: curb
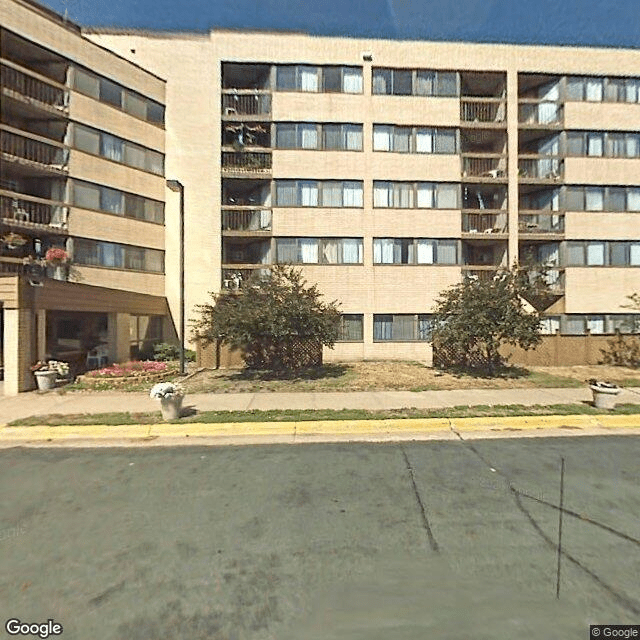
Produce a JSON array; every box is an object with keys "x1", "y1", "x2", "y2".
[{"x1": 1, "y1": 414, "x2": 639, "y2": 445}]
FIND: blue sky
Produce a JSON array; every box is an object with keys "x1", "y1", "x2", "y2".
[{"x1": 42, "y1": 0, "x2": 640, "y2": 48}]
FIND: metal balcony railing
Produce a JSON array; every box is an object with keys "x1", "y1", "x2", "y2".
[
  {"x1": 460, "y1": 99, "x2": 506, "y2": 123},
  {"x1": 222, "y1": 92, "x2": 271, "y2": 117},
  {"x1": 518, "y1": 156, "x2": 564, "y2": 180},
  {"x1": 222, "y1": 267, "x2": 271, "y2": 290},
  {"x1": 518, "y1": 212, "x2": 565, "y2": 234},
  {"x1": 462, "y1": 267, "x2": 503, "y2": 282},
  {"x1": 0, "y1": 193, "x2": 68, "y2": 228},
  {"x1": 222, "y1": 209, "x2": 272, "y2": 232},
  {"x1": 221, "y1": 151, "x2": 272, "y2": 173},
  {"x1": 1, "y1": 60, "x2": 68, "y2": 112},
  {"x1": 518, "y1": 101, "x2": 563, "y2": 126},
  {"x1": 462, "y1": 154, "x2": 507, "y2": 179},
  {"x1": 1, "y1": 127, "x2": 69, "y2": 170},
  {"x1": 462, "y1": 212, "x2": 508, "y2": 234}
]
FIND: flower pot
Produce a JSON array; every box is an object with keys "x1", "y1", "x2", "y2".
[
  {"x1": 590, "y1": 384, "x2": 621, "y2": 410},
  {"x1": 160, "y1": 396, "x2": 183, "y2": 421},
  {"x1": 34, "y1": 370, "x2": 57, "y2": 391}
]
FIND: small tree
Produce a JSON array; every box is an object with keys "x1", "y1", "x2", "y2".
[
  {"x1": 432, "y1": 269, "x2": 542, "y2": 375},
  {"x1": 600, "y1": 292, "x2": 640, "y2": 368},
  {"x1": 191, "y1": 266, "x2": 341, "y2": 370}
]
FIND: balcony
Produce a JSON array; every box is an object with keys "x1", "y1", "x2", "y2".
[
  {"x1": 222, "y1": 267, "x2": 271, "y2": 291},
  {"x1": 221, "y1": 151, "x2": 272, "y2": 176},
  {"x1": 518, "y1": 211, "x2": 564, "y2": 236},
  {"x1": 1, "y1": 59, "x2": 69, "y2": 115},
  {"x1": 462, "y1": 154, "x2": 507, "y2": 181},
  {"x1": 222, "y1": 92, "x2": 271, "y2": 118},
  {"x1": 0, "y1": 258, "x2": 70, "y2": 281},
  {"x1": 462, "y1": 211, "x2": 508, "y2": 235},
  {"x1": 222, "y1": 209, "x2": 272, "y2": 233},
  {"x1": 460, "y1": 98, "x2": 506, "y2": 125},
  {"x1": 518, "y1": 156, "x2": 564, "y2": 182},
  {"x1": 0, "y1": 192, "x2": 68, "y2": 230},
  {"x1": 518, "y1": 101, "x2": 564, "y2": 127},
  {"x1": 1, "y1": 126, "x2": 69, "y2": 174},
  {"x1": 461, "y1": 266, "x2": 503, "y2": 282}
]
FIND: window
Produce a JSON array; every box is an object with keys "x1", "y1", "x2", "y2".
[
  {"x1": 276, "y1": 65, "x2": 318, "y2": 92},
  {"x1": 73, "y1": 68, "x2": 99, "y2": 99},
  {"x1": 338, "y1": 314, "x2": 363, "y2": 341},
  {"x1": 586, "y1": 133, "x2": 603, "y2": 157},
  {"x1": 372, "y1": 68, "x2": 458, "y2": 97},
  {"x1": 74, "y1": 125, "x2": 100, "y2": 155},
  {"x1": 565, "y1": 77, "x2": 584, "y2": 101},
  {"x1": 584, "y1": 187, "x2": 604, "y2": 211},
  {"x1": 373, "y1": 125, "x2": 457, "y2": 154},
  {"x1": 73, "y1": 239, "x2": 164, "y2": 272},
  {"x1": 373, "y1": 182, "x2": 459, "y2": 209},
  {"x1": 276, "y1": 65, "x2": 362, "y2": 94},
  {"x1": 274, "y1": 180, "x2": 363, "y2": 207},
  {"x1": 72, "y1": 180, "x2": 164, "y2": 223},
  {"x1": 585, "y1": 77, "x2": 603, "y2": 101},
  {"x1": 99, "y1": 78, "x2": 123, "y2": 108},
  {"x1": 275, "y1": 123, "x2": 362, "y2": 151},
  {"x1": 540, "y1": 316, "x2": 560, "y2": 334},
  {"x1": 563, "y1": 316, "x2": 586, "y2": 335},
  {"x1": 564, "y1": 241, "x2": 640, "y2": 267},
  {"x1": 373, "y1": 314, "x2": 432, "y2": 341},
  {"x1": 373, "y1": 238, "x2": 458, "y2": 264},
  {"x1": 566, "y1": 242, "x2": 585, "y2": 265},
  {"x1": 276, "y1": 238, "x2": 363, "y2": 264}
]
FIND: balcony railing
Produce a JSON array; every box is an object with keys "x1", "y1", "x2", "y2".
[
  {"x1": 462, "y1": 266, "x2": 503, "y2": 282},
  {"x1": 1, "y1": 127, "x2": 69, "y2": 171},
  {"x1": 222, "y1": 151, "x2": 272, "y2": 173},
  {"x1": 462, "y1": 212, "x2": 508, "y2": 234},
  {"x1": 0, "y1": 192, "x2": 69, "y2": 229},
  {"x1": 518, "y1": 212, "x2": 565, "y2": 234},
  {"x1": 222, "y1": 92, "x2": 271, "y2": 117},
  {"x1": 518, "y1": 101, "x2": 564, "y2": 126},
  {"x1": 462, "y1": 154, "x2": 507, "y2": 179},
  {"x1": 222, "y1": 209, "x2": 272, "y2": 232},
  {"x1": 222, "y1": 267, "x2": 271, "y2": 290},
  {"x1": 460, "y1": 99, "x2": 506, "y2": 123},
  {"x1": 1, "y1": 59, "x2": 69, "y2": 113},
  {"x1": 518, "y1": 156, "x2": 564, "y2": 180}
]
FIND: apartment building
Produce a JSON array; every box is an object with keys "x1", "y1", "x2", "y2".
[
  {"x1": 0, "y1": 0, "x2": 172, "y2": 393},
  {"x1": 85, "y1": 29, "x2": 640, "y2": 365}
]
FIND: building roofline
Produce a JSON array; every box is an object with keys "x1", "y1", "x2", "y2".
[
  {"x1": 84, "y1": 25, "x2": 640, "y2": 55},
  {"x1": 10, "y1": 0, "x2": 82, "y2": 33}
]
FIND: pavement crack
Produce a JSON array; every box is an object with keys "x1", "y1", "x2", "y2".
[
  {"x1": 400, "y1": 446, "x2": 439, "y2": 552},
  {"x1": 88, "y1": 579, "x2": 126, "y2": 607},
  {"x1": 451, "y1": 426, "x2": 640, "y2": 616}
]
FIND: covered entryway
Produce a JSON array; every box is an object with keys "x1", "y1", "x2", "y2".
[{"x1": 0, "y1": 275, "x2": 172, "y2": 395}]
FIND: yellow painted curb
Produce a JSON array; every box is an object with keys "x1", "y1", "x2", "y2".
[
  {"x1": 1, "y1": 414, "x2": 639, "y2": 443},
  {"x1": 0, "y1": 425, "x2": 150, "y2": 440}
]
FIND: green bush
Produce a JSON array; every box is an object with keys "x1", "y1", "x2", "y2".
[{"x1": 153, "y1": 342, "x2": 196, "y2": 362}]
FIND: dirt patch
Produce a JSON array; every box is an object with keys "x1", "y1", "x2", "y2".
[
  {"x1": 179, "y1": 361, "x2": 640, "y2": 394},
  {"x1": 530, "y1": 365, "x2": 640, "y2": 386}
]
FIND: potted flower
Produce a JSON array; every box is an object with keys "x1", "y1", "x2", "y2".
[
  {"x1": 588, "y1": 379, "x2": 621, "y2": 410},
  {"x1": 45, "y1": 247, "x2": 69, "y2": 281},
  {"x1": 31, "y1": 360, "x2": 69, "y2": 391},
  {"x1": 150, "y1": 382, "x2": 185, "y2": 420}
]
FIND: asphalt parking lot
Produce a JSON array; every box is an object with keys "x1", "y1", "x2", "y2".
[{"x1": 1, "y1": 435, "x2": 639, "y2": 639}]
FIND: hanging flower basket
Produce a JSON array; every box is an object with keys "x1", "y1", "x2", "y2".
[
  {"x1": 45, "y1": 247, "x2": 69, "y2": 265},
  {"x1": 2, "y1": 232, "x2": 28, "y2": 249}
]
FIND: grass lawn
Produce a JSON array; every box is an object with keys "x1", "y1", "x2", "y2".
[
  {"x1": 176, "y1": 361, "x2": 640, "y2": 394},
  {"x1": 57, "y1": 361, "x2": 640, "y2": 394},
  {"x1": 8, "y1": 402, "x2": 640, "y2": 427}
]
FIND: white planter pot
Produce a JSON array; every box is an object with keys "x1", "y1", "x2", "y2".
[
  {"x1": 160, "y1": 396, "x2": 183, "y2": 420},
  {"x1": 34, "y1": 370, "x2": 57, "y2": 391},
  {"x1": 590, "y1": 384, "x2": 621, "y2": 410}
]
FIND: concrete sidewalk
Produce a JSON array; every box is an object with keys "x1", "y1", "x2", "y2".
[{"x1": 2, "y1": 386, "x2": 640, "y2": 425}]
